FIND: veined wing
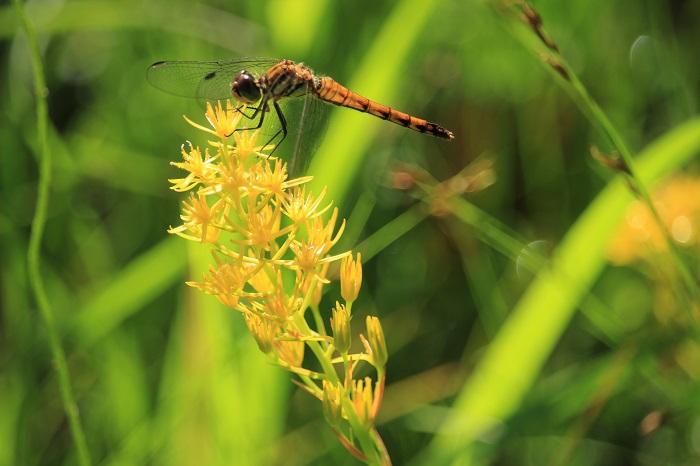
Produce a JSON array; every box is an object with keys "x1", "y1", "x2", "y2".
[
  {"x1": 231, "y1": 88, "x2": 330, "y2": 178},
  {"x1": 284, "y1": 89, "x2": 331, "y2": 177},
  {"x1": 148, "y1": 57, "x2": 332, "y2": 176},
  {"x1": 147, "y1": 57, "x2": 280, "y2": 103}
]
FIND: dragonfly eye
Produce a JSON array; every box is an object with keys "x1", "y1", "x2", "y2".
[{"x1": 231, "y1": 71, "x2": 261, "y2": 104}]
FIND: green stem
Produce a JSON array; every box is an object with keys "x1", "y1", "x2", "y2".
[
  {"x1": 290, "y1": 312, "x2": 339, "y2": 385},
  {"x1": 499, "y1": 2, "x2": 700, "y2": 318},
  {"x1": 303, "y1": 272, "x2": 327, "y2": 340},
  {"x1": 355, "y1": 204, "x2": 431, "y2": 262},
  {"x1": 341, "y1": 399, "x2": 385, "y2": 465},
  {"x1": 310, "y1": 304, "x2": 328, "y2": 340},
  {"x1": 13, "y1": 1, "x2": 92, "y2": 465},
  {"x1": 290, "y1": 311, "x2": 386, "y2": 464}
]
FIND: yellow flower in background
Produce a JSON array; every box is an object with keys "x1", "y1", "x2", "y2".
[{"x1": 609, "y1": 173, "x2": 700, "y2": 265}]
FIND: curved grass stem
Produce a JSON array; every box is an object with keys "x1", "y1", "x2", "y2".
[{"x1": 13, "y1": 1, "x2": 92, "y2": 465}]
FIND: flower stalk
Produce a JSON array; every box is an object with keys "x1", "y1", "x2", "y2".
[{"x1": 169, "y1": 100, "x2": 390, "y2": 464}]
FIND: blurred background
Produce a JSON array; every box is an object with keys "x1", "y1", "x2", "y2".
[{"x1": 2, "y1": 0, "x2": 700, "y2": 464}]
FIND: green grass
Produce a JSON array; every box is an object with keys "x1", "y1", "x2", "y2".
[{"x1": 3, "y1": 0, "x2": 700, "y2": 465}]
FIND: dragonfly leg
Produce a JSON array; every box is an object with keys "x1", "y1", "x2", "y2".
[
  {"x1": 226, "y1": 98, "x2": 287, "y2": 162},
  {"x1": 262, "y1": 100, "x2": 287, "y2": 158},
  {"x1": 234, "y1": 105, "x2": 261, "y2": 120},
  {"x1": 226, "y1": 99, "x2": 269, "y2": 137}
]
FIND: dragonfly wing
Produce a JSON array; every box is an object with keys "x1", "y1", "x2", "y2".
[
  {"x1": 147, "y1": 57, "x2": 330, "y2": 176},
  {"x1": 282, "y1": 90, "x2": 331, "y2": 177},
  {"x1": 147, "y1": 58, "x2": 279, "y2": 105}
]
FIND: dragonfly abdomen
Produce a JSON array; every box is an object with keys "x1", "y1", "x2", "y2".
[{"x1": 315, "y1": 77, "x2": 454, "y2": 140}]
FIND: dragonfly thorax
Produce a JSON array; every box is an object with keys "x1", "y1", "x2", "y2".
[{"x1": 230, "y1": 70, "x2": 262, "y2": 104}]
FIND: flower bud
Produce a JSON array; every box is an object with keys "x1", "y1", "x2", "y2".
[
  {"x1": 362, "y1": 316, "x2": 387, "y2": 368},
  {"x1": 244, "y1": 312, "x2": 278, "y2": 355},
  {"x1": 322, "y1": 379, "x2": 343, "y2": 427},
  {"x1": 331, "y1": 302, "x2": 352, "y2": 355},
  {"x1": 340, "y1": 253, "x2": 362, "y2": 303}
]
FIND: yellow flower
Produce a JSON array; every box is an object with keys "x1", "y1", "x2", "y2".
[
  {"x1": 250, "y1": 158, "x2": 289, "y2": 198},
  {"x1": 169, "y1": 142, "x2": 217, "y2": 192},
  {"x1": 275, "y1": 337, "x2": 305, "y2": 368},
  {"x1": 283, "y1": 186, "x2": 331, "y2": 225},
  {"x1": 227, "y1": 197, "x2": 286, "y2": 248},
  {"x1": 245, "y1": 312, "x2": 279, "y2": 355},
  {"x1": 289, "y1": 208, "x2": 348, "y2": 277},
  {"x1": 350, "y1": 377, "x2": 378, "y2": 430},
  {"x1": 252, "y1": 272, "x2": 301, "y2": 322},
  {"x1": 168, "y1": 192, "x2": 227, "y2": 243},
  {"x1": 231, "y1": 123, "x2": 268, "y2": 160},
  {"x1": 183, "y1": 100, "x2": 242, "y2": 140},
  {"x1": 609, "y1": 173, "x2": 700, "y2": 264},
  {"x1": 187, "y1": 261, "x2": 246, "y2": 307},
  {"x1": 207, "y1": 145, "x2": 252, "y2": 195}
]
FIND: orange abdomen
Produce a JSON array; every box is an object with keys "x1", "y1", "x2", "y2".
[{"x1": 315, "y1": 77, "x2": 454, "y2": 140}]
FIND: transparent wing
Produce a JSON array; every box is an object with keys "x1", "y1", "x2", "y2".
[
  {"x1": 147, "y1": 57, "x2": 279, "y2": 104},
  {"x1": 147, "y1": 57, "x2": 331, "y2": 176},
  {"x1": 285, "y1": 90, "x2": 331, "y2": 177}
]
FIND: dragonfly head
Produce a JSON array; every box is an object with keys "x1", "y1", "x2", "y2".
[{"x1": 231, "y1": 70, "x2": 262, "y2": 105}]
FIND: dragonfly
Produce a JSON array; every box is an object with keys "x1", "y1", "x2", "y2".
[{"x1": 147, "y1": 58, "x2": 454, "y2": 175}]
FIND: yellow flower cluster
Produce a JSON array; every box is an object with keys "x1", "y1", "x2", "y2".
[
  {"x1": 168, "y1": 101, "x2": 389, "y2": 464},
  {"x1": 168, "y1": 101, "x2": 347, "y2": 315}
]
